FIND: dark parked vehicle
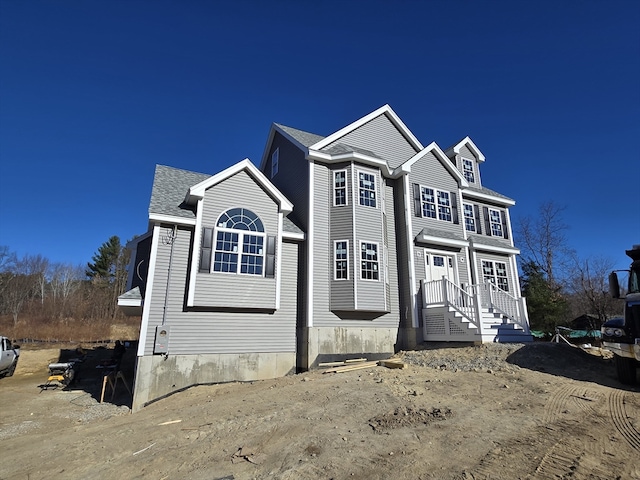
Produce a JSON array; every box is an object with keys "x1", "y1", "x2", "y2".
[{"x1": 602, "y1": 244, "x2": 640, "y2": 384}]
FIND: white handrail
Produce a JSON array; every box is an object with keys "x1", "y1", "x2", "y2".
[{"x1": 423, "y1": 279, "x2": 530, "y2": 333}]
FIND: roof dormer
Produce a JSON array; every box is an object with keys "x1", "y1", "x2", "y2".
[{"x1": 445, "y1": 136, "x2": 485, "y2": 187}]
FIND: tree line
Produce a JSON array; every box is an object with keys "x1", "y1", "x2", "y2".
[
  {"x1": 0, "y1": 204, "x2": 626, "y2": 339},
  {"x1": 518, "y1": 201, "x2": 624, "y2": 334},
  {"x1": 0, "y1": 236, "x2": 132, "y2": 339}
]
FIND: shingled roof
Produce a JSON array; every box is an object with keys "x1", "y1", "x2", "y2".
[
  {"x1": 274, "y1": 123, "x2": 325, "y2": 148},
  {"x1": 149, "y1": 165, "x2": 208, "y2": 220},
  {"x1": 149, "y1": 164, "x2": 304, "y2": 234}
]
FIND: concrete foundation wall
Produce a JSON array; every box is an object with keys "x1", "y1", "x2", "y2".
[
  {"x1": 304, "y1": 326, "x2": 401, "y2": 368},
  {"x1": 132, "y1": 352, "x2": 296, "y2": 411}
]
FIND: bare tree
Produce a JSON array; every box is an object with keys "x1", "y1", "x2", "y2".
[
  {"x1": 567, "y1": 254, "x2": 622, "y2": 328},
  {"x1": 516, "y1": 201, "x2": 574, "y2": 286},
  {"x1": 4, "y1": 254, "x2": 49, "y2": 326},
  {"x1": 50, "y1": 263, "x2": 84, "y2": 317}
]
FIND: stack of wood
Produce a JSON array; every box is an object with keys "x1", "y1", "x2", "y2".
[{"x1": 319, "y1": 357, "x2": 407, "y2": 373}]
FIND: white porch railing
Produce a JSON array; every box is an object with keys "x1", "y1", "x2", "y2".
[
  {"x1": 422, "y1": 278, "x2": 530, "y2": 334},
  {"x1": 422, "y1": 278, "x2": 480, "y2": 330}
]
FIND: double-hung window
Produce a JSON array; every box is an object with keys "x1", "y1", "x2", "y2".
[
  {"x1": 334, "y1": 240, "x2": 348, "y2": 280},
  {"x1": 437, "y1": 191, "x2": 452, "y2": 221},
  {"x1": 420, "y1": 186, "x2": 453, "y2": 222},
  {"x1": 489, "y1": 208, "x2": 503, "y2": 237},
  {"x1": 482, "y1": 260, "x2": 509, "y2": 291},
  {"x1": 463, "y1": 203, "x2": 476, "y2": 232},
  {"x1": 462, "y1": 158, "x2": 474, "y2": 183},
  {"x1": 212, "y1": 208, "x2": 265, "y2": 275},
  {"x1": 334, "y1": 170, "x2": 347, "y2": 206},
  {"x1": 420, "y1": 187, "x2": 436, "y2": 218},
  {"x1": 360, "y1": 242, "x2": 379, "y2": 280},
  {"x1": 358, "y1": 172, "x2": 376, "y2": 207}
]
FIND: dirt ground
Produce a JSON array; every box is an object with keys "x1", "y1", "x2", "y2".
[{"x1": 0, "y1": 342, "x2": 638, "y2": 480}]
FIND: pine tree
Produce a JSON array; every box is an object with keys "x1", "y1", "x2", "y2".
[
  {"x1": 86, "y1": 236, "x2": 122, "y2": 281},
  {"x1": 521, "y1": 260, "x2": 569, "y2": 333}
]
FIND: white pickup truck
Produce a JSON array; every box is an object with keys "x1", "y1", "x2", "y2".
[{"x1": 0, "y1": 336, "x2": 20, "y2": 378}]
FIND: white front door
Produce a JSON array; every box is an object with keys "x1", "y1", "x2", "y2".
[{"x1": 425, "y1": 251, "x2": 455, "y2": 282}]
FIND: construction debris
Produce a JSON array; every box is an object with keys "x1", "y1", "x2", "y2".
[
  {"x1": 379, "y1": 359, "x2": 408, "y2": 369},
  {"x1": 318, "y1": 358, "x2": 368, "y2": 368},
  {"x1": 322, "y1": 361, "x2": 379, "y2": 373},
  {"x1": 231, "y1": 447, "x2": 265, "y2": 465},
  {"x1": 321, "y1": 358, "x2": 408, "y2": 373}
]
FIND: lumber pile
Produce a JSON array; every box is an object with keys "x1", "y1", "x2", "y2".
[
  {"x1": 319, "y1": 357, "x2": 408, "y2": 373},
  {"x1": 321, "y1": 361, "x2": 379, "y2": 373},
  {"x1": 378, "y1": 358, "x2": 407, "y2": 369}
]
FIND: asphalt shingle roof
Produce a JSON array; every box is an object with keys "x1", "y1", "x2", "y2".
[
  {"x1": 464, "y1": 186, "x2": 513, "y2": 202},
  {"x1": 275, "y1": 124, "x2": 325, "y2": 148},
  {"x1": 149, "y1": 164, "x2": 304, "y2": 234},
  {"x1": 149, "y1": 165, "x2": 208, "y2": 219},
  {"x1": 323, "y1": 142, "x2": 383, "y2": 159}
]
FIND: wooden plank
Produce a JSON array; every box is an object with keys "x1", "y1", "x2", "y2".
[
  {"x1": 318, "y1": 361, "x2": 349, "y2": 368},
  {"x1": 322, "y1": 361, "x2": 379, "y2": 374},
  {"x1": 379, "y1": 359, "x2": 407, "y2": 369},
  {"x1": 344, "y1": 358, "x2": 367, "y2": 364},
  {"x1": 318, "y1": 358, "x2": 368, "y2": 368}
]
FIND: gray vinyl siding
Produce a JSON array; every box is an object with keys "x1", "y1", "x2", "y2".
[
  {"x1": 312, "y1": 162, "x2": 332, "y2": 324},
  {"x1": 465, "y1": 201, "x2": 513, "y2": 248},
  {"x1": 194, "y1": 170, "x2": 279, "y2": 309},
  {"x1": 144, "y1": 227, "x2": 298, "y2": 355},
  {"x1": 393, "y1": 178, "x2": 413, "y2": 329},
  {"x1": 475, "y1": 252, "x2": 516, "y2": 294},
  {"x1": 266, "y1": 132, "x2": 310, "y2": 230},
  {"x1": 313, "y1": 163, "x2": 398, "y2": 328},
  {"x1": 330, "y1": 164, "x2": 355, "y2": 310},
  {"x1": 410, "y1": 151, "x2": 464, "y2": 239},
  {"x1": 458, "y1": 145, "x2": 482, "y2": 187},
  {"x1": 458, "y1": 145, "x2": 477, "y2": 162},
  {"x1": 323, "y1": 114, "x2": 418, "y2": 169},
  {"x1": 354, "y1": 166, "x2": 386, "y2": 312},
  {"x1": 383, "y1": 180, "x2": 400, "y2": 325}
]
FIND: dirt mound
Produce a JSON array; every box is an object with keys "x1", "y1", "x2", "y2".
[
  {"x1": 1, "y1": 342, "x2": 638, "y2": 480},
  {"x1": 369, "y1": 406, "x2": 453, "y2": 433}
]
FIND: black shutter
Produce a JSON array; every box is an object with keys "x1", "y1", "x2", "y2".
[
  {"x1": 199, "y1": 227, "x2": 213, "y2": 272},
  {"x1": 265, "y1": 235, "x2": 276, "y2": 278},
  {"x1": 502, "y1": 210, "x2": 509, "y2": 239},
  {"x1": 474, "y1": 205, "x2": 482, "y2": 234},
  {"x1": 412, "y1": 184, "x2": 422, "y2": 217},
  {"x1": 450, "y1": 192, "x2": 459, "y2": 224},
  {"x1": 483, "y1": 206, "x2": 491, "y2": 236}
]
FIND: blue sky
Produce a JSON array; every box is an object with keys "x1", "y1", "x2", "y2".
[{"x1": 1, "y1": 0, "x2": 639, "y2": 272}]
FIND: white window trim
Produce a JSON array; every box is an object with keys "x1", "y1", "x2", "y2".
[
  {"x1": 212, "y1": 227, "x2": 266, "y2": 276},
  {"x1": 360, "y1": 241, "x2": 380, "y2": 281},
  {"x1": 420, "y1": 185, "x2": 452, "y2": 223},
  {"x1": 462, "y1": 157, "x2": 475, "y2": 183},
  {"x1": 488, "y1": 208, "x2": 504, "y2": 237},
  {"x1": 463, "y1": 202, "x2": 476, "y2": 233},
  {"x1": 481, "y1": 259, "x2": 509, "y2": 292},
  {"x1": 333, "y1": 169, "x2": 348, "y2": 207},
  {"x1": 271, "y1": 148, "x2": 279, "y2": 178},
  {"x1": 333, "y1": 239, "x2": 349, "y2": 281},
  {"x1": 357, "y1": 170, "x2": 377, "y2": 208}
]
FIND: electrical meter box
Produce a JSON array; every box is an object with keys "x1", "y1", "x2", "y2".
[{"x1": 154, "y1": 325, "x2": 170, "y2": 354}]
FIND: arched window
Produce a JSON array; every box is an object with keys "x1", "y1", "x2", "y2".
[
  {"x1": 212, "y1": 208, "x2": 264, "y2": 275},
  {"x1": 200, "y1": 208, "x2": 275, "y2": 277}
]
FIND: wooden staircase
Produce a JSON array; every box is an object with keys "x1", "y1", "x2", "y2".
[{"x1": 421, "y1": 279, "x2": 533, "y2": 344}]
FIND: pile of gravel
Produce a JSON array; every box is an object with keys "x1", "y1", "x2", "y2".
[{"x1": 398, "y1": 343, "x2": 526, "y2": 373}]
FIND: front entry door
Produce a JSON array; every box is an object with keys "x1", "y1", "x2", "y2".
[{"x1": 425, "y1": 252, "x2": 454, "y2": 282}]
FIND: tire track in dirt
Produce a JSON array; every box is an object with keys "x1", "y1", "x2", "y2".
[
  {"x1": 608, "y1": 389, "x2": 640, "y2": 451},
  {"x1": 541, "y1": 384, "x2": 576, "y2": 424}
]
